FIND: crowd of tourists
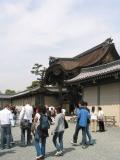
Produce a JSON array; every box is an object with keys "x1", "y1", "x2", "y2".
[{"x1": 0, "y1": 101, "x2": 105, "y2": 160}]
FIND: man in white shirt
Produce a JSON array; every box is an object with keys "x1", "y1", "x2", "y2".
[
  {"x1": 19, "y1": 103, "x2": 33, "y2": 146},
  {"x1": 0, "y1": 105, "x2": 13, "y2": 149}
]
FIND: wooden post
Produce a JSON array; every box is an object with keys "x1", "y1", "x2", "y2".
[
  {"x1": 97, "y1": 85, "x2": 100, "y2": 106},
  {"x1": 57, "y1": 83, "x2": 63, "y2": 108}
]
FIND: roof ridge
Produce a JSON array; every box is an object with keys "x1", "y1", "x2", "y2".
[{"x1": 73, "y1": 38, "x2": 113, "y2": 59}]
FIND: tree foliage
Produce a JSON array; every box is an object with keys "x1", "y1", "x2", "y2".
[
  {"x1": 27, "y1": 80, "x2": 40, "y2": 90},
  {"x1": 31, "y1": 63, "x2": 46, "y2": 87},
  {"x1": 5, "y1": 89, "x2": 16, "y2": 95}
]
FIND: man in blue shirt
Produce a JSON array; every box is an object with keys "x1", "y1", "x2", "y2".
[{"x1": 71, "y1": 101, "x2": 90, "y2": 148}]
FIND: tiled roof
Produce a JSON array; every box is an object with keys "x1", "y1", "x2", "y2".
[
  {"x1": 65, "y1": 59, "x2": 120, "y2": 83},
  {"x1": 48, "y1": 38, "x2": 119, "y2": 71},
  {"x1": 0, "y1": 86, "x2": 66, "y2": 99},
  {"x1": 0, "y1": 86, "x2": 42, "y2": 99},
  {"x1": 0, "y1": 94, "x2": 10, "y2": 99}
]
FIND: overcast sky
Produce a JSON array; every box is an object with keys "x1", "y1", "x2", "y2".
[{"x1": 0, "y1": 0, "x2": 120, "y2": 93}]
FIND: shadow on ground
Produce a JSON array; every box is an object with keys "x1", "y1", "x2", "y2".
[
  {"x1": 0, "y1": 150, "x2": 16, "y2": 157},
  {"x1": 46, "y1": 147, "x2": 75, "y2": 158}
]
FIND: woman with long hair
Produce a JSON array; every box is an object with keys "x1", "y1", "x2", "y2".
[{"x1": 34, "y1": 106, "x2": 49, "y2": 160}]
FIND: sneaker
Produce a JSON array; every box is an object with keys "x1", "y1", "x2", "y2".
[
  {"x1": 55, "y1": 151, "x2": 63, "y2": 156},
  {"x1": 61, "y1": 150, "x2": 64, "y2": 154},
  {"x1": 82, "y1": 145, "x2": 88, "y2": 149},
  {"x1": 36, "y1": 155, "x2": 44, "y2": 160},
  {"x1": 60, "y1": 151, "x2": 63, "y2": 155},
  {"x1": 71, "y1": 141, "x2": 78, "y2": 146}
]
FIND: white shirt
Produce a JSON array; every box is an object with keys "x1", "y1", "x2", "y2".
[
  {"x1": 0, "y1": 108, "x2": 13, "y2": 125},
  {"x1": 19, "y1": 104, "x2": 33, "y2": 123},
  {"x1": 91, "y1": 112, "x2": 97, "y2": 120},
  {"x1": 98, "y1": 110, "x2": 104, "y2": 120}
]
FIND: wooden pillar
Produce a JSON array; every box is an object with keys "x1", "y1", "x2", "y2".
[
  {"x1": 57, "y1": 83, "x2": 63, "y2": 108},
  {"x1": 97, "y1": 85, "x2": 100, "y2": 106}
]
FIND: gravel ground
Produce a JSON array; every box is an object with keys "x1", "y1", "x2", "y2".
[{"x1": 0, "y1": 123, "x2": 120, "y2": 160}]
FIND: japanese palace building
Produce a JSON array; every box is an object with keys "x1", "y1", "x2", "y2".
[
  {"x1": 45, "y1": 38, "x2": 120, "y2": 126},
  {"x1": 1, "y1": 38, "x2": 120, "y2": 125}
]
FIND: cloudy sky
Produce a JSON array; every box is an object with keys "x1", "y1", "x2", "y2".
[{"x1": 0, "y1": 0, "x2": 120, "y2": 93}]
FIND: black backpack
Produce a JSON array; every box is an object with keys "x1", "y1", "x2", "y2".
[
  {"x1": 40, "y1": 114, "x2": 50, "y2": 130},
  {"x1": 37, "y1": 114, "x2": 50, "y2": 138}
]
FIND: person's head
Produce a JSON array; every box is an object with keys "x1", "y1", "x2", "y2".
[
  {"x1": 56, "y1": 106, "x2": 62, "y2": 114},
  {"x1": 92, "y1": 106, "x2": 95, "y2": 113},
  {"x1": 77, "y1": 100, "x2": 84, "y2": 108},
  {"x1": 40, "y1": 106, "x2": 47, "y2": 114},
  {"x1": 9, "y1": 105, "x2": 14, "y2": 111},
  {"x1": 84, "y1": 101, "x2": 88, "y2": 107},
  {"x1": 4, "y1": 104, "x2": 10, "y2": 110},
  {"x1": 36, "y1": 107, "x2": 40, "y2": 113},
  {"x1": 77, "y1": 101, "x2": 82, "y2": 108},
  {"x1": 46, "y1": 107, "x2": 49, "y2": 111},
  {"x1": 98, "y1": 107, "x2": 102, "y2": 111}
]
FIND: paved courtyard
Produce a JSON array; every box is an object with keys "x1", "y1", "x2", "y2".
[{"x1": 0, "y1": 123, "x2": 120, "y2": 160}]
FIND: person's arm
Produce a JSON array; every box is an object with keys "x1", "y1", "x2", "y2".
[
  {"x1": 34, "y1": 114, "x2": 38, "y2": 123},
  {"x1": 19, "y1": 107, "x2": 25, "y2": 122},
  {"x1": 31, "y1": 107, "x2": 33, "y2": 115},
  {"x1": 87, "y1": 111, "x2": 90, "y2": 120},
  {"x1": 9, "y1": 111, "x2": 13, "y2": 121},
  {"x1": 52, "y1": 115, "x2": 59, "y2": 133},
  {"x1": 48, "y1": 115, "x2": 52, "y2": 123},
  {"x1": 77, "y1": 111, "x2": 81, "y2": 122}
]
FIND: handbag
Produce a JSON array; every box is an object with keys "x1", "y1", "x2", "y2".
[
  {"x1": 21, "y1": 119, "x2": 30, "y2": 129},
  {"x1": 20, "y1": 108, "x2": 30, "y2": 129},
  {"x1": 64, "y1": 119, "x2": 69, "y2": 129}
]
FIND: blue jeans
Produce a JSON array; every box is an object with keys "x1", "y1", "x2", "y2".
[
  {"x1": 1, "y1": 124, "x2": 11, "y2": 149},
  {"x1": 86, "y1": 124, "x2": 92, "y2": 144},
  {"x1": 73, "y1": 123, "x2": 87, "y2": 145},
  {"x1": 34, "y1": 131, "x2": 46, "y2": 157},
  {"x1": 53, "y1": 131, "x2": 64, "y2": 151},
  {"x1": 73, "y1": 122, "x2": 79, "y2": 143}
]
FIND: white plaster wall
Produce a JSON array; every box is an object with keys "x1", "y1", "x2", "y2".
[{"x1": 83, "y1": 86, "x2": 97, "y2": 106}]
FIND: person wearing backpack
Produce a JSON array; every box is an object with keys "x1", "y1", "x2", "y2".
[{"x1": 34, "y1": 106, "x2": 50, "y2": 160}]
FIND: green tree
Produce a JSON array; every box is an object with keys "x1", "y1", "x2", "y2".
[
  {"x1": 27, "y1": 80, "x2": 40, "y2": 90},
  {"x1": 31, "y1": 63, "x2": 46, "y2": 87},
  {"x1": 5, "y1": 89, "x2": 16, "y2": 95}
]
